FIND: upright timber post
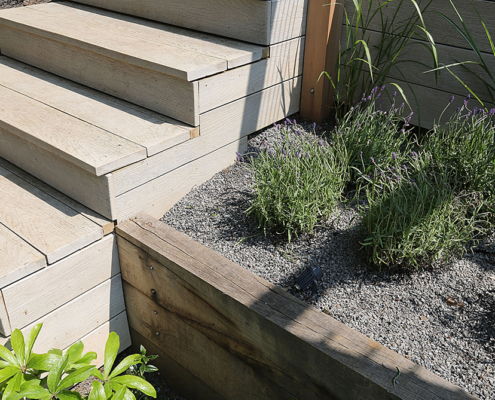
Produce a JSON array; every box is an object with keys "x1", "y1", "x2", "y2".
[{"x1": 300, "y1": 0, "x2": 345, "y2": 123}]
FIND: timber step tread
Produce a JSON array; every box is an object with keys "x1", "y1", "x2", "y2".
[
  {"x1": 0, "y1": 1, "x2": 268, "y2": 81},
  {"x1": 0, "y1": 57, "x2": 195, "y2": 176},
  {"x1": 0, "y1": 158, "x2": 112, "y2": 287}
]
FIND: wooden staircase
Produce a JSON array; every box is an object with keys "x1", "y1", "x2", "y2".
[{"x1": 0, "y1": 0, "x2": 307, "y2": 362}]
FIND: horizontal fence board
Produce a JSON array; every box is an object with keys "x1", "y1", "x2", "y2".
[
  {"x1": 0, "y1": 129, "x2": 116, "y2": 220},
  {"x1": 344, "y1": 0, "x2": 495, "y2": 54},
  {"x1": 116, "y1": 215, "x2": 475, "y2": 400},
  {"x1": 345, "y1": 29, "x2": 495, "y2": 105},
  {"x1": 3, "y1": 234, "x2": 120, "y2": 330},
  {"x1": 115, "y1": 139, "x2": 246, "y2": 221}
]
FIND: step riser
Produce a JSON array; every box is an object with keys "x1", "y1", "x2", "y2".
[
  {"x1": 0, "y1": 25, "x2": 199, "y2": 126},
  {"x1": 0, "y1": 128, "x2": 117, "y2": 220}
]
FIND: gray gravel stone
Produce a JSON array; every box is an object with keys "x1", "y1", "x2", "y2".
[{"x1": 163, "y1": 116, "x2": 495, "y2": 399}]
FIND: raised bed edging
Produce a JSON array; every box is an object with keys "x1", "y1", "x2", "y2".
[{"x1": 116, "y1": 213, "x2": 475, "y2": 400}]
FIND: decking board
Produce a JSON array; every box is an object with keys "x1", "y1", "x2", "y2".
[
  {"x1": 0, "y1": 224, "x2": 46, "y2": 290},
  {"x1": 35, "y1": 2, "x2": 267, "y2": 71},
  {"x1": 3, "y1": 234, "x2": 120, "y2": 330},
  {"x1": 0, "y1": 57, "x2": 194, "y2": 157},
  {"x1": 0, "y1": 292, "x2": 11, "y2": 336},
  {"x1": 0, "y1": 158, "x2": 114, "y2": 235},
  {"x1": 0, "y1": 166, "x2": 103, "y2": 264},
  {"x1": 0, "y1": 129, "x2": 117, "y2": 220},
  {"x1": 0, "y1": 25, "x2": 200, "y2": 125},
  {"x1": 0, "y1": 85, "x2": 146, "y2": 176}
]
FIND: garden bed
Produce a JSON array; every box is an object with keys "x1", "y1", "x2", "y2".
[{"x1": 162, "y1": 115, "x2": 495, "y2": 400}]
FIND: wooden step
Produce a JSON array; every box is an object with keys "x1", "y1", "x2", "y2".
[
  {"x1": 0, "y1": 2, "x2": 267, "y2": 124},
  {"x1": 0, "y1": 164, "x2": 104, "y2": 266},
  {"x1": 68, "y1": 0, "x2": 308, "y2": 46}
]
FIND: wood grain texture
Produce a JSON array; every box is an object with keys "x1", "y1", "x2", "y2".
[
  {"x1": 0, "y1": 166, "x2": 103, "y2": 264},
  {"x1": 117, "y1": 215, "x2": 476, "y2": 400},
  {"x1": 344, "y1": 0, "x2": 495, "y2": 54},
  {"x1": 115, "y1": 139, "x2": 247, "y2": 221},
  {"x1": 0, "y1": 224, "x2": 46, "y2": 291},
  {"x1": 123, "y1": 282, "x2": 291, "y2": 400},
  {"x1": 0, "y1": 85, "x2": 146, "y2": 176},
  {"x1": 200, "y1": 76, "x2": 301, "y2": 137},
  {"x1": 0, "y1": 26, "x2": 199, "y2": 125},
  {"x1": 270, "y1": 0, "x2": 308, "y2": 44},
  {"x1": 3, "y1": 234, "x2": 120, "y2": 330},
  {"x1": 75, "y1": 311, "x2": 131, "y2": 367},
  {"x1": 0, "y1": 292, "x2": 11, "y2": 337},
  {"x1": 129, "y1": 328, "x2": 223, "y2": 400},
  {"x1": 0, "y1": 128, "x2": 116, "y2": 220},
  {"x1": 0, "y1": 6, "x2": 230, "y2": 81},
  {"x1": 114, "y1": 77, "x2": 301, "y2": 196},
  {"x1": 34, "y1": 2, "x2": 267, "y2": 70},
  {"x1": 0, "y1": 57, "x2": 193, "y2": 157},
  {"x1": 0, "y1": 158, "x2": 114, "y2": 235},
  {"x1": 300, "y1": 0, "x2": 344, "y2": 123},
  {"x1": 0, "y1": 275, "x2": 126, "y2": 352},
  {"x1": 67, "y1": 0, "x2": 272, "y2": 45},
  {"x1": 199, "y1": 37, "x2": 305, "y2": 113}
]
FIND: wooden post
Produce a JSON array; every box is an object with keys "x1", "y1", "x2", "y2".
[{"x1": 300, "y1": 0, "x2": 345, "y2": 123}]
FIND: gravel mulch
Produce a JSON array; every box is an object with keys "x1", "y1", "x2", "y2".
[
  {"x1": 162, "y1": 115, "x2": 495, "y2": 400},
  {"x1": 0, "y1": 0, "x2": 50, "y2": 9}
]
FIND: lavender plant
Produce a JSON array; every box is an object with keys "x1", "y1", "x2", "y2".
[
  {"x1": 423, "y1": 96, "x2": 495, "y2": 217},
  {"x1": 359, "y1": 151, "x2": 489, "y2": 270},
  {"x1": 335, "y1": 85, "x2": 414, "y2": 182},
  {"x1": 246, "y1": 120, "x2": 348, "y2": 241}
]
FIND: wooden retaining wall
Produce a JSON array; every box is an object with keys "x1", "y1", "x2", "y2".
[{"x1": 116, "y1": 213, "x2": 476, "y2": 400}]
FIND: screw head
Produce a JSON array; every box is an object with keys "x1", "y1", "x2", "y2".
[
  {"x1": 154, "y1": 310, "x2": 158, "y2": 314},
  {"x1": 311, "y1": 88, "x2": 315, "y2": 93},
  {"x1": 156, "y1": 332, "x2": 160, "y2": 336},
  {"x1": 149, "y1": 265, "x2": 154, "y2": 270}
]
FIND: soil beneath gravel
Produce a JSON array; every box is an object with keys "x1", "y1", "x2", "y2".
[
  {"x1": 162, "y1": 113, "x2": 495, "y2": 400},
  {"x1": 0, "y1": 0, "x2": 50, "y2": 9}
]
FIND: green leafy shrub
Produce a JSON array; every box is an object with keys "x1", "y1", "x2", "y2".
[
  {"x1": 423, "y1": 97, "x2": 495, "y2": 217},
  {"x1": 246, "y1": 121, "x2": 348, "y2": 241},
  {"x1": 0, "y1": 324, "x2": 156, "y2": 400},
  {"x1": 359, "y1": 151, "x2": 490, "y2": 270},
  {"x1": 335, "y1": 85, "x2": 413, "y2": 182}
]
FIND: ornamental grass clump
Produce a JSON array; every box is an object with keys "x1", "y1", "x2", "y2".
[
  {"x1": 335, "y1": 85, "x2": 414, "y2": 182},
  {"x1": 246, "y1": 121, "x2": 348, "y2": 241},
  {"x1": 359, "y1": 151, "x2": 490, "y2": 270},
  {"x1": 424, "y1": 97, "x2": 495, "y2": 217}
]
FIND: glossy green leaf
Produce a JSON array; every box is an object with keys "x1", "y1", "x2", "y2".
[
  {"x1": 110, "y1": 376, "x2": 156, "y2": 397},
  {"x1": 92, "y1": 368, "x2": 104, "y2": 381},
  {"x1": 75, "y1": 351, "x2": 97, "y2": 366},
  {"x1": 48, "y1": 349, "x2": 63, "y2": 357},
  {"x1": 24, "y1": 324, "x2": 42, "y2": 363},
  {"x1": 5, "y1": 385, "x2": 50, "y2": 400},
  {"x1": 3, "y1": 371, "x2": 22, "y2": 399},
  {"x1": 108, "y1": 354, "x2": 141, "y2": 379},
  {"x1": 27, "y1": 353, "x2": 61, "y2": 371},
  {"x1": 103, "y1": 332, "x2": 119, "y2": 380},
  {"x1": 123, "y1": 388, "x2": 136, "y2": 400},
  {"x1": 112, "y1": 384, "x2": 127, "y2": 400},
  {"x1": 65, "y1": 341, "x2": 84, "y2": 366},
  {"x1": 11, "y1": 330, "x2": 26, "y2": 366},
  {"x1": 88, "y1": 381, "x2": 107, "y2": 400},
  {"x1": 57, "y1": 365, "x2": 95, "y2": 391},
  {"x1": 0, "y1": 344, "x2": 20, "y2": 367},
  {"x1": 47, "y1": 353, "x2": 69, "y2": 393},
  {"x1": 0, "y1": 367, "x2": 19, "y2": 384}
]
